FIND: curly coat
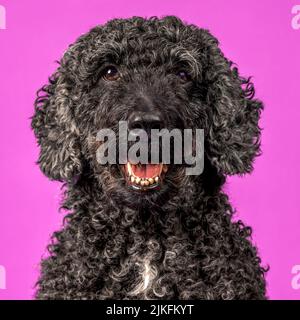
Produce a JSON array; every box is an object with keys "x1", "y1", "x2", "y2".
[{"x1": 32, "y1": 16, "x2": 267, "y2": 299}]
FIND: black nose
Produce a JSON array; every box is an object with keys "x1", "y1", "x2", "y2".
[{"x1": 128, "y1": 112, "x2": 164, "y2": 132}]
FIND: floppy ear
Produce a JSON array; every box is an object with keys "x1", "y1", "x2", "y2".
[
  {"x1": 32, "y1": 26, "x2": 108, "y2": 181},
  {"x1": 201, "y1": 31, "x2": 263, "y2": 175},
  {"x1": 31, "y1": 70, "x2": 82, "y2": 182}
]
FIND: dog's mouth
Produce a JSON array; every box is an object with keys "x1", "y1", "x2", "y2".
[{"x1": 123, "y1": 162, "x2": 168, "y2": 191}]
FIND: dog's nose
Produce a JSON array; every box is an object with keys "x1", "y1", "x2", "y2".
[{"x1": 128, "y1": 112, "x2": 164, "y2": 132}]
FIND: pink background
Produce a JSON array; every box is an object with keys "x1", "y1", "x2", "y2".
[{"x1": 0, "y1": 0, "x2": 300, "y2": 300}]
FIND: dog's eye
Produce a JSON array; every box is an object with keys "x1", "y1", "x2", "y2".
[
  {"x1": 102, "y1": 66, "x2": 120, "y2": 81},
  {"x1": 176, "y1": 71, "x2": 190, "y2": 82}
]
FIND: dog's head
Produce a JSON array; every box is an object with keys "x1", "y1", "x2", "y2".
[{"x1": 32, "y1": 16, "x2": 262, "y2": 208}]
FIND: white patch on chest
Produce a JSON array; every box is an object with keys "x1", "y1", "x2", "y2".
[{"x1": 128, "y1": 258, "x2": 158, "y2": 299}]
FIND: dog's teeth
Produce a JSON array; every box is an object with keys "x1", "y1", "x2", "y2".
[
  {"x1": 127, "y1": 163, "x2": 132, "y2": 175},
  {"x1": 163, "y1": 164, "x2": 168, "y2": 173},
  {"x1": 135, "y1": 177, "x2": 141, "y2": 184},
  {"x1": 140, "y1": 180, "x2": 145, "y2": 186},
  {"x1": 155, "y1": 176, "x2": 159, "y2": 183},
  {"x1": 130, "y1": 176, "x2": 135, "y2": 183},
  {"x1": 148, "y1": 178, "x2": 154, "y2": 184},
  {"x1": 144, "y1": 180, "x2": 150, "y2": 186}
]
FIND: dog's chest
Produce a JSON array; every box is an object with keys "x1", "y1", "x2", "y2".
[
  {"x1": 127, "y1": 258, "x2": 159, "y2": 299},
  {"x1": 124, "y1": 243, "x2": 170, "y2": 299},
  {"x1": 110, "y1": 238, "x2": 187, "y2": 299}
]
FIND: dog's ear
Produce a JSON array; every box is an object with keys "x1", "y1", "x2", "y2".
[
  {"x1": 31, "y1": 69, "x2": 82, "y2": 182},
  {"x1": 31, "y1": 26, "x2": 107, "y2": 181},
  {"x1": 200, "y1": 30, "x2": 263, "y2": 175}
]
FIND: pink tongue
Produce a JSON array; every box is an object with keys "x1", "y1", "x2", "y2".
[{"x1": 131, "y1": 164, "x2": 161, "y2": 178}]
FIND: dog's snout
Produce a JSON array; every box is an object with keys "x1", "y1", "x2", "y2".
[{"x1": 128, "y1": 112, "x2": 164, "y2": 132}]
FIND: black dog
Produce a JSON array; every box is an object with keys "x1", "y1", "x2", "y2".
[{"x1": 32, "y1": 16, "x2": 267, "y2": 299}]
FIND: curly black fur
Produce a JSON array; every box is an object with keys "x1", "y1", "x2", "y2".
[{"x1": 31, "y1": 16, "x2": 267, "y2": 299}]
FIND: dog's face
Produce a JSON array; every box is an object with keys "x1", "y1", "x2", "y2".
[
  {"x1": 71, "y1": 19, "x2": 206, "y2": 206},
  {"x1": 32, "y1": 16, "x2": 262, "y2": 207}
]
